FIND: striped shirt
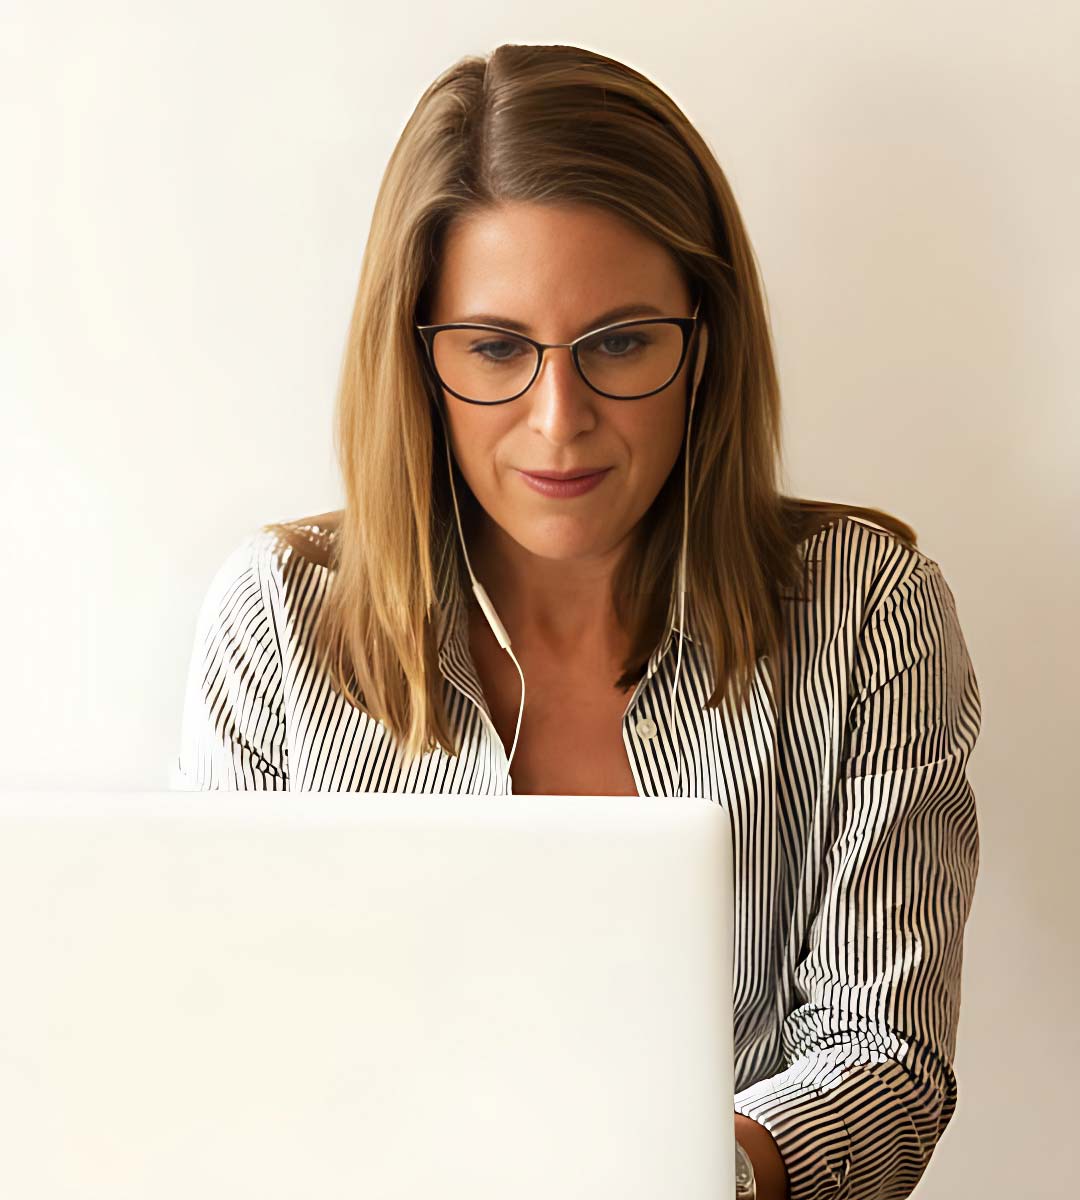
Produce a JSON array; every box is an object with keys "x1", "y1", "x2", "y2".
[{"x1": 172, "y1": 513, "x2": 982, "y2": 1200}]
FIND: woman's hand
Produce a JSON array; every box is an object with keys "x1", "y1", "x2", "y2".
[{"x1": 735, "y1": 1112, "x2": 790, "y2": 1200}]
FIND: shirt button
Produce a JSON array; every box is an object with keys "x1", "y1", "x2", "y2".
[{"x1": 635, "y1": 717, "x2": 658, "y2": 740}]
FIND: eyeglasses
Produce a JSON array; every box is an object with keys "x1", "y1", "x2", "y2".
[{"x1": 415, "y1": 297, "x2": 701, "y2": 406}]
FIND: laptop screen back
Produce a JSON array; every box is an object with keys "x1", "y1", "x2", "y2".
[{"x1": 0, "y1": 790, "x2": 735, "y2": 1200}]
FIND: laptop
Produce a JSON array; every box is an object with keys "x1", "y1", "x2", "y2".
[{"x1": 0, "y1": 790, "x2": 736, "y2": 1199}]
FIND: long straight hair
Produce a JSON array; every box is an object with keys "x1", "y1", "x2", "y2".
[{"x1": 264, "y1": 43, "x2": 917, "y2": 763}]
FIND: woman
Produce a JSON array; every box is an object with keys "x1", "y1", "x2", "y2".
[{"x1": 173, "y1": 44, "x2": 982, "y2": 1200}]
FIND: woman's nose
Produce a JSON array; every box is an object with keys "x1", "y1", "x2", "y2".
[{"x1": 525, "y1": 348, "x2": 598, "y2": 441}]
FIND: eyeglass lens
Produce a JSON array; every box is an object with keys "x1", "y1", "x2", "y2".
[{"x1": 431, "y1": 321, "x2": 685, "y2": 403}]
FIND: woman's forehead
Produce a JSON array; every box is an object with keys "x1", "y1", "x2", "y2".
[{"x1": 430, "y1": 204, "x2": 689, "y2": 327}]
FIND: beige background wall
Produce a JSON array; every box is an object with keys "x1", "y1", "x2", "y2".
[{"x1": 5, "y1": 2, "x2": 1076, "y2": 1195}]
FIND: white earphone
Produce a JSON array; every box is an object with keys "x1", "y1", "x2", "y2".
[
  {"x1": 439, "y1": 310, "x2": 709, "y2": 797},
  {"x1": 670, "y1": 315, "x2": 708, "y2": 797},
  {"x1": 441, "y1": 414, "x2": 528, "y2": 769}
]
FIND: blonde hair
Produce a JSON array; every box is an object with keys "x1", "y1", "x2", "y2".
[{"x1": 264, "y1": 43, "x2": 916, "y2": 763}]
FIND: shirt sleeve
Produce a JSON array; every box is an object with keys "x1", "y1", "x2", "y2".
[
  {"x1": 169, "y1": 531, "x2": 289, "y2": 790},
  {"x1": 734, "y1": 557, "x2": 982, "y2": 1200}
]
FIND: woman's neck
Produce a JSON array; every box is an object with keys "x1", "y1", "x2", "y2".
[{"x1": 464, "y1": 513, "x2": 631, "y2": 662}]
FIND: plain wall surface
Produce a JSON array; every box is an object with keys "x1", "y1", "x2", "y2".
[{"x1": 5, "y1": 3, "x2": 1077, "y2": 1196}]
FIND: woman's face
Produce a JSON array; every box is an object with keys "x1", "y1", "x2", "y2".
[{"x1": 427, "y1": 200, "x2": 695, "y2": 566}]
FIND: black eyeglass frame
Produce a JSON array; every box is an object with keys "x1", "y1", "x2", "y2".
[{"x1": 414, "y1": 297, "x2": 702, "y2": 406}]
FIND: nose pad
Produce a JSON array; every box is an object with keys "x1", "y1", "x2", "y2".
[{"x1": 533, "y1": 344, "x2": 586, "y2": 394}]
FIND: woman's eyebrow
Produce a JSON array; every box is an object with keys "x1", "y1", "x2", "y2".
[{"x1": 454, "y1": 302, "x2": 665, "y2": 336}]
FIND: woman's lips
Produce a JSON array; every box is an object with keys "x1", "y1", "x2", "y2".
[{"x1": 516, "y1": 468, "x2": 612, "y2": 498}]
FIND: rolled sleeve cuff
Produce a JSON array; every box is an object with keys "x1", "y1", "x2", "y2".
[{"x1": 735, "y1": 1068, "x2": 852, "y2": 1200}]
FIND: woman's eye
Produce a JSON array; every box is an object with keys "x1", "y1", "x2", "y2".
[
  {"x1": 588, "y1": 332, "x2": 648, "y2": 357},
  {"x1": 599, "y1": 335, "x2": 639, "y2": 354},
  {"x1": 471, "y1": 339, "x2": 525, "y2": 362}
]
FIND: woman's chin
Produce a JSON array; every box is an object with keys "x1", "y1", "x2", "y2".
[{"x1": 510, "y1": 524, "x2": 624, "y2": 564}]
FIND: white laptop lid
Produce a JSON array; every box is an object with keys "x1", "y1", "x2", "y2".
[{"x1": 0, "y1": 791, "x2": 735, "y2": 1200}]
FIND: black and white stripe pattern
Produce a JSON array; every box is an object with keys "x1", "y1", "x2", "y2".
[{"x1": 172, "y1": 514, "x2": 982, "y2": 1200}]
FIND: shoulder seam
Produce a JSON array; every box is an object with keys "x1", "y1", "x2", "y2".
[{"x1": 864, "y1": 555, "x2": 944, "y2": 631}]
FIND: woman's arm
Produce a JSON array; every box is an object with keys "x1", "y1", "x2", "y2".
[
  {"x1": 171, "y1": 530, "x2": 289, "y2": 790},
  {"x1": 733, "y1": 557, "x2": 982, "y2": 1200}
]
